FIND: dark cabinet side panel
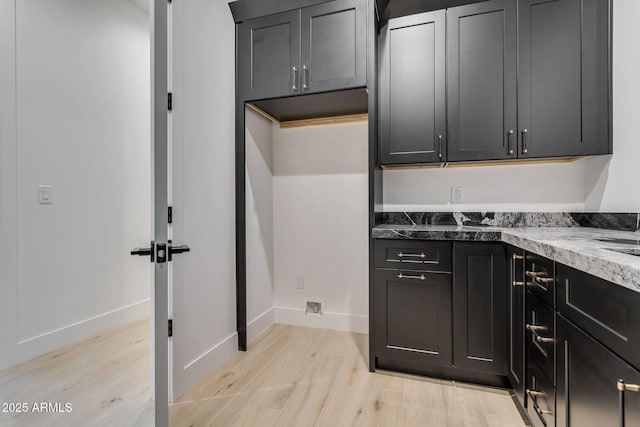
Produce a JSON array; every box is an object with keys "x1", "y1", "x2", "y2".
[
  {"x1": 453, "y1": 243, "x2": 507, "y2": 375},
  {"x1": 375, "y1": 269, "x2": 452, "y2": 367},
  {"x1": 300, "y1": 0, "x2": 367, "y2": 94},
  {"x1": 556, "y1": 314, "x2": 640, "y2": 427},
  {"x1": 239, "y1": 10, "x2": 301, "y2": 101},
  {"x1": 446, "y1": 0, "x2": 517, "y2": 161},
  {"x1": 518, "y1": 0, "x2": 611, "y2": 158},
  {"x1": 379, "y1": 11, "x2": 446, "y2": 165},
  {"x1": 507, "y1": 246, "x2": 526, "y2": 407}
]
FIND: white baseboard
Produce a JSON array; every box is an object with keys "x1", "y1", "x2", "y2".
[
  {"x1": 247, "y1": 307, "x2": 275, "y2": 343},
  {"x1": 9, "y1": 299, "x2": 150, "y2": 369},
  {"x1": 182, "y1": 331, "x2": 238, "y2": 395},
  {"x1": 274, "y1": 306, "x2": 368, "y2": 334}
]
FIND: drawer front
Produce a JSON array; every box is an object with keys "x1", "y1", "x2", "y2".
[
  {"x1": 557, "y1": 263, "x2": 640, "y2": 371},
  {"x1": 527, "y1": 359, "x2": 556, "y2": 427},
  {"x1": 526, "y1": 291, "x2": 556, "y2": 385},
  {"x1": 525, "y1": 252, "x2": 555, "y2": 308},
  {"x1": 375, "y1": 240, "x2": 452, "y2": 272}
]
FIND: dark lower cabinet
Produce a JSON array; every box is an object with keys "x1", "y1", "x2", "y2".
[
  {"x1": 453, "y1": 243, "x2": 507, "y2": 375},
  {"x1": 507, "y1": 246, "x2": 526, "y2": 407},
  {"x1": 374, "y1": 269, "x2": 452, "y2": 367},
  {"x1": 518, "y1": 0, "x2": 611, "y2": 158},
  {"x1": 556, "y1": 314, "x2": 640, "y2": 427}
]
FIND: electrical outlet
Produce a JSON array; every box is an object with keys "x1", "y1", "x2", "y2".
[
  {"x1": 451, "y1": 186, "x2": 463, "y2": 203},
  {"x1": 295, "y1": 275, "x2": 304, "y2": 289},
  {"x1": 304, "y1": 298, "x2": 325, "y2": 316}
]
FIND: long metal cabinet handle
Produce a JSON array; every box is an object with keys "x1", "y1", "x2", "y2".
[
  {"x1": 526, "y1": 271, "x2": 554, "y2": 283},
  {"x1": 397, "y1": 273, "x2": 426, "y2": 281},
  {"x1": 535, "y1": 335, "x2": 555, "y2": 344},
  {"x1": 438, "y1": 134, "x2": 443, "y2": 159},
  {"x1": 618, "y1": 379, "x2": 639, "y2": 427},
  {"x1": 292, "y1": 66, "x2": 298, "y2": 91},
  {"x1": 302, "y1": 65, "x2": 308, "y2": 90},
  {"x1": 508, "y1": 130, "x2": 514, "y2": 154},
  {"x1": 522, "y1": 129, "x2": 529, "y2": 154},
  {"x1": 526, "y1": 324, "x2": 547, "y2": 332},
  {"x1": 513, "y1": 253, "x2": 524, "y2": 260},
  {"x1": 398, "y1": 252, "x2": 426, "y2": 258}
]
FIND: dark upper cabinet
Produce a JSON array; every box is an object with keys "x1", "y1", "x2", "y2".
[
  {"x1": 374, "y1": 269, "x2": 452, "y2": 367},
  {"x1": 379, "y1": 11, "x2": 446, "y2": 165},
  {"x1": 238, "y1": 0, "x2": 366, "y2": 102},
  {"x1": 238, "y1": 10, "x2": 301, "y2": 101},
  {"x1": 300, "y1": 0, "x2": 366, "y2": 94},
  {"x1": 507, "y1": 246, "x2": 526, "y2": 407},
  {"x1": 453, "y1": 243, "x2": 507, "y2": 375},
  {"x1": 446, "y1": 0, "x2": 517, "y2": 162},
  {"x1": 556, "y1": 314, "x2": 640, "y2": 427},
  {"x1": 518, "y1": 0, "x2": 611, "y2": 158}
]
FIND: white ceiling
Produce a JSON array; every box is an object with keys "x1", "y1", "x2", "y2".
[{"x1": 130, "y1": 0, "x2": 150, "y2": 13}]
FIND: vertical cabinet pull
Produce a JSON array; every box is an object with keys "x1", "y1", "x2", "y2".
[
  {"x1": 507, "y1": 129, "x2": 514, "y2": 154},
  {"x1": 618, "y1": 380, "x2": 640, "y2": 427},
  {"x1": 438, "y1": 134, "x2": 443, "y2": 159},
  {"x1": 522, "y1": 128, "x2": 529, "y2": 154},
  {"x1": 292, "y1": 67, "x2": 298, "y2": 91},
  {"x1": 302, "y1": 65, "x2": 308, "y2": 90}
]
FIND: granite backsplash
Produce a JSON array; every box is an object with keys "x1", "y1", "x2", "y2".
[{"x1": 376, "y1": 212, "x2": 640, "y2": 232}]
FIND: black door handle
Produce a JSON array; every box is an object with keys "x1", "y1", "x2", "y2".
[
  {"x1": 168, "y1": 241, "x2": 190, "y2": 261},
  {"x1": 131, "y1": 241, "x2": 155, "y2": 262}
]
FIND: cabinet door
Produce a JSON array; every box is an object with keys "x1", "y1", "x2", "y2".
[
  {"x1": 518, "y1": 0, "x2": 611, "y2": 158},
  {"x1": 300, "y1": 0, "x2": 366, "y2": 94},
  {"x1": 556, "y1": 314, "x2": 640, "y2": 427},
  {"x1": 379, "y1": 11, "x2": 446, "y2": 165},
  {"x1": 374, "y1": 269, "x2": 452, "y2": 367},
  {"x1": 507, "y1": 246, "x2": 526, "y2": 407},
  {"x1": 238, "y1": 10, "x2": 300, "y2": 101},
  {"x1": 453, "y1": 243, "x2": 507, "y2": 375},
  {"x1": 446, "y1": 0, "x2": 517, "y2": 162}
]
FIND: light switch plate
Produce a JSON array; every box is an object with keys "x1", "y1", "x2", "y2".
[{"x1": 38, "y1": 185, "x2": 53, "y2": 204}]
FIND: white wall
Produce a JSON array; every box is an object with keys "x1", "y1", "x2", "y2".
[
  {"x1": 273, "y1": 122, "x2": 369, "y2": 333},
  {"x1": 169, "y1": 0, "x2": 237, "y2": 399},
  {"x1": 584, "y1": 0, "x2": 640, "y2": 212},
  {"x1": 384, "y1": 161, "x2": 586, "y2": 212},
  {"x1": 0, "y1": 0, "x2": 151, "y2": 370},
  {"x1": 246, "y1": 109, "x2": 276, "y2": 340}
]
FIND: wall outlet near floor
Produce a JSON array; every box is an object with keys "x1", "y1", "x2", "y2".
[
  {"x1": 295, "y1": 275, "x2": 305, "y2": 289},
  {"x1": 305, "y1": 298, "x2": 325, "y2": 316},
  {"x1": 451, "y1": 186, "x2": 463, "y2": 203}
]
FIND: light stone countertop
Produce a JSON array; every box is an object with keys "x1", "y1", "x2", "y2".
[{"x1": 372, "y1": 224, "x2": 640, "y2": 293}]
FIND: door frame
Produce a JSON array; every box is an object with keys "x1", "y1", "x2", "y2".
[{"x1": 152, "y1": 0, "x2": 170, "y2": 425}]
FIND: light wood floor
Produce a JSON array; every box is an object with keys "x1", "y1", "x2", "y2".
[
  {"x1": 170, "y1": 324, "x2": 528, "y2": 427},
  {"x1": 0, "y1": 319, "x2": 153, "y2": 427},
  {"x1": 0, "y1": 320, "x2": 527, "y2": 427}
]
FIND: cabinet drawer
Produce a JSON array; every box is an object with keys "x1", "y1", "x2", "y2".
[
  {"x1": 375, "y1": 240, "x2": 452, "y2": 272},
  {"x1": 525, "y1": 252, "x2": 555, "y2": 308},
  {"x1": 527, "y1": 359, "x2": 556, "y2": 427},
  {"x1": 557, "y1": 263, "x2": 640, "y2": 371},
  {"x1": 526, "y1": 291, "x2": 555, "y2": 385}
]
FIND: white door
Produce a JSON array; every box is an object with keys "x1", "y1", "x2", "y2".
[{"x1": 167, "y1": 0, "x2": 237, "y2": 413}]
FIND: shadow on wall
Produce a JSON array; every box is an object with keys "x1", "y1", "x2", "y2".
[
  {"x1": 245, "y1": 108, "x2": 275, "y2": 294},
  {"x1": 273, "y1": 121, "x2": 369, "y2": 177},
  {"x1": 583, "y1": 155, "x2": 611, "y2": 211}
]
